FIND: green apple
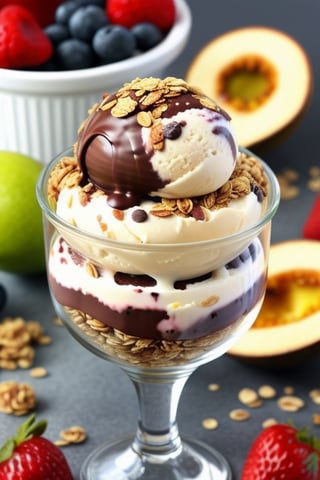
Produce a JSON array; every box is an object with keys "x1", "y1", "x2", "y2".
[{"x1": 0, "y1": 151, "x2": 45, "y2": 274}]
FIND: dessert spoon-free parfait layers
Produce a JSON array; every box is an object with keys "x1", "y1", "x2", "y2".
[
  {"x1": 36, "y1": 76, "x2": 280, "y2": 479},
  {"x1": 37, "y1": 150, "x2": 279, "y2": 480}
]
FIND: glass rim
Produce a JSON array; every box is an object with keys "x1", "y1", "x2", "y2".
[{"x1": 36, "y1": 146, "x2": 280, "y2": 252}]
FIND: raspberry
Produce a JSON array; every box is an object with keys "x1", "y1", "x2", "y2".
[
  {"x1": 0, "y1": 0, "x2": 63, "y2": 27},
  {"x1": 107, "y1": 0, "x2": 176, "y2": 31}
]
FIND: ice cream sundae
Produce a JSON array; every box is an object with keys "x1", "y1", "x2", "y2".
[{"x1": 43, "y1": 76, "x2": 271, "y2": 366}]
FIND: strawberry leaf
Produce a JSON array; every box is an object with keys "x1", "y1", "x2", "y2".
[
  {"x1": 16, "y1": 414, "x2": 47, "y2": 445},
  {"x1": 304, "y1": 452, "x2": 319, "y2": 476},
  {"x1": 0, "y1": 438, "x2": 16, "y2": 463},
  {"x1": 296, "y1": 426, "x2": 320, "y2": 452}
]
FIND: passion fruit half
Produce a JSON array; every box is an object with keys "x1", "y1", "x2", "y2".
[
  {"x1": 186, "y1": 27, "x2": 313, "y2": 149},
  {"x1": 228, "y1": 240, "x2": 320, "y2": 366}
]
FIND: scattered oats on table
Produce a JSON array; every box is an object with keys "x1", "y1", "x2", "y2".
[
  {"x1": 262, "y1": 418, "x2": 278, "y2": 429},
  {"x1": 277, "y1": 395, "x2": 305, "y2": 412},
  {"x1": 310, "y1": 389, "x2": 320, "y2": 404},
  {"x1": 29, "y1": 366, "x2": 48, "y2": 378},
  {"x1": 238, "y1": 387, "x2": 259, "y2": 406},
  {"x1": 0, "y1": 317, "x2": 52, "y2": 371},
  {"x1": 0, "y1": 380, "x2": 36, "y2": 415},
  {"x1": 202, "y1": 418, "x2": 219, "y2": 430},
  {"x1": 229, "y1": 409, "x2": 251, "y2": 421},
  {"x1": 55, "y1": 426, "x2": 87, "y2": 446},
  {"x1": 258, "y1": 385, "x2": 277, "y2": 399}
]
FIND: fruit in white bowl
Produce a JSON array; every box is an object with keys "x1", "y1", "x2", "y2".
[{"x1": 0, "y1": 0, "x2": 191, "y2": 162}]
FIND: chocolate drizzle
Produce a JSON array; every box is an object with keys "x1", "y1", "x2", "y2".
[
  {"x1": 212, "y1": 126, "x2": 237, "y2": 162},
  {"x1": 77, "y1": 107, "x2": 166, "y2": 210}
]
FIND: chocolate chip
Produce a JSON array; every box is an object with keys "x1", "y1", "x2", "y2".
[
  {"x1": 252, "y1": 183, "x2": 264, "y2": 203},
  {"x1": 239, "y1": 248, "x2": 250, "y2": 263},
  {"x1": 226, "y1": 257, "x2": 242, "y2": 269},
  {"x1": 248, "y1": 242, "x2": 257, "y2": 261},
  {"x1": 174, "y1": 272, "x2": 212, "y2": 290},
  {"x1": 131, "y1": 208, "x2": 148, "y2": 222},
  {"x1": 114, "y1": 272, "x2": 156, "y2": 287},
  {"x1": 163, "y1": 121, "x2": 183, "y2": 140},
  {"x1": 191, "y1": 205, "x2": 205, "y2": 220}
]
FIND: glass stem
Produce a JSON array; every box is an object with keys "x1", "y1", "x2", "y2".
[{"x1": 125, "y1": 369, "x2": 193, "y2": 462}]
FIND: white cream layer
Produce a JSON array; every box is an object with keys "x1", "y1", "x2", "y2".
[
  {"x1": 56, "y1": 187, "x2": 262, "y2": 244},
  {"x1": 49, "y1": 236, "x2": 265, "y2": 335}
]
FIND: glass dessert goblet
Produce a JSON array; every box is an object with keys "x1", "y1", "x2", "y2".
[{"x1": 37, "y1": 148, "x2": 280, "y2": 480}]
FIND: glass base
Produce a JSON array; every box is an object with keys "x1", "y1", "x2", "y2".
[{"x1": 80, "y1": 435, "x2": 232, "y2": 480}]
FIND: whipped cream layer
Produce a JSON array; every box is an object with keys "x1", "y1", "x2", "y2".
[
  {"x1": 56, "y1": 186, "x2": 262, "y2": 244},
  {"x1": 49, "y1": 236, "x2": 266, "y2": 341}
]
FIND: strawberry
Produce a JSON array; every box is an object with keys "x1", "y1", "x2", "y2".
[
  {"x1": 241, "y1": 423, "x2": 320, "y2": 480},
  {"x1": 106, "y1": 0, "x2": 176, "y2": 31},
  {"x1": 0, "y1": 414, "x2": 73, "y2": 480},
  {"x1": 303, "y1": 194, "x2": 320, "y2": 240},
  {"x1": 0, "y1": 5, "x2": 52, "y2": 69},
  {"x1": 0, "y1": 0, "x2": 64, "y2": 27}
]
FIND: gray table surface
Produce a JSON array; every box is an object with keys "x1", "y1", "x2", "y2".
[{"x1": 1, "y1": 1, "x2": 320, "y2": 479}]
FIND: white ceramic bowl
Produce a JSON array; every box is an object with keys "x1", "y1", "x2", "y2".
[{"x1": 0, "y1": 0, "x2": 191, "y2": 163}]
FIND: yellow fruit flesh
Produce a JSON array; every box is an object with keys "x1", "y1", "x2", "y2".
[
  {"x1": 254, "y1": 269, "x2": 320, "y2": 328},
  {"x1": 225, "y1": 71, "x2": 269, "y2": 102}
]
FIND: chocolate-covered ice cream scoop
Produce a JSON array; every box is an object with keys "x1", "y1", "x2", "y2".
[{"x1": 77, "y1": 77, "x2": 237, "y2": 209}]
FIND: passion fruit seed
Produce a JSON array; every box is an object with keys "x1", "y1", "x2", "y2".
[
  {"x1": 217, "y1": 54, "x2": 278, "y2": 112},
  {"x1": 254, "y1": 269, "x2": 320, "y2": 328}
]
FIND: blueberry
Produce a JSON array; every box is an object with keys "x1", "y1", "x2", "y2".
[
  {"x1": 0, "y1": 284, "x2": 7, "y2": 311},
  {"x1": 69, "y1": 5, "x2": 108, "y2": 42},
  {"x1": 92, "y1": 25, "x2": 136, "y2": 64},
  {"x1": 131, "y1": 23, "x2": 163, "y2": 51},
  {"x1": 45, "y1": 23, "x2": 70, "y2": 46},
  {"x1": 73, "y1": 0, "x2": 105, "y2": 5},
  {"x1": 55, "y1": 1, "x2": 79, "y2": 24},
  {"x1": 55, "y1": 38, "x2": 96, "y2": 70}
]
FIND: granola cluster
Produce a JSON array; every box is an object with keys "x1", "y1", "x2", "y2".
[
  {"x1": 66, "y1": 307, "x2": 238, "y2": 367},
  {"x1": 94, "y1": 77, "x2": 223, "y2": 152},
  {"x1": 150, "y1": 151, "x2": 267, "y2": 219},
  {"x1": 48, "y1": 149, "x2": 267, "y2": 220},
  {"x1": 0, "y1": 381, "x2": 36, "y2": 416},
  {"x1": 0, "y1": 317, "x2": 52, "y2": 370}
]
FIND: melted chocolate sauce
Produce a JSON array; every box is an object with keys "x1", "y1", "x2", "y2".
[
  {"x1": 49, "y1": 273, "x2": 265, "y2": 341},
  {"x1": 77, "y1": 109, "x2": 166, "y2": 210}
]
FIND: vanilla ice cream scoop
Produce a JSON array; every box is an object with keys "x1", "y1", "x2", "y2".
[{"x1": 77, "y1": 77, "x2": 238, "y2": 209}]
